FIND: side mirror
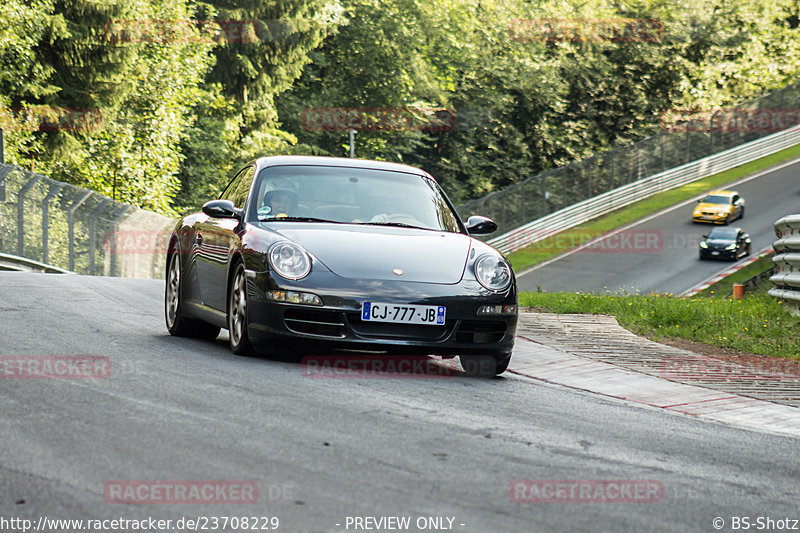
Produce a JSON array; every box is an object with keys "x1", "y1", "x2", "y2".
[
  {"x1": 202, "y1": 199, "x2": 242, "y2": 220},
  {"x1": 465, "y1": 215, "x2": 497, "y2": 236},
  {"x1": 702, "y1": 234, "x2": 708, "y2": 239}
]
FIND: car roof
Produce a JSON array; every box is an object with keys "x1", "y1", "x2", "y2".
[
  {"x1": 251, "y1": 155, "x2": 433, "y2": 178},
  {"x1": 706, "y1": 189, "x2": 736, "y2": 196}
]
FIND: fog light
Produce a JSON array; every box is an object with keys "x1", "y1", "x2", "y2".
[
  {"x1": 268, "y1": 290, "x2": 323, "y2": 305},
  {"x1": 477, "y1": 304, "x2": 517, "y2": 316}
]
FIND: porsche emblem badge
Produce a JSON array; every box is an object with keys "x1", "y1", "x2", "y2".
[{"x1": 393, "y1": 269, "x2": 404, "y2": 276}]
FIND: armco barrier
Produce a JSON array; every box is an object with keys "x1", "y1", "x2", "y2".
[
  {"x1": 769, "y1": 214, "x2": 800, "y2": 311},
  {"x1": 459, "y1": 80, "x2": 800, "y2": 244},
  {"x1": 486, "y1": 124, "x2": 800, "y2": 254}
]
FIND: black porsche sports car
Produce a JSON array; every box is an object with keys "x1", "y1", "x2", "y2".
[
  {"x1": 165, "y1": 156, "x2": 517, "y2": 376},
  {"x1": 698, "y1": 227, "x2": 751, "y2": 261}
]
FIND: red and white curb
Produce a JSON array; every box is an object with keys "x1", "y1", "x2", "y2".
[
  {"x1": 682, "y1": 246, "x2": 774, "y2": 296},
  {"x1": 508, "y1": 335, "x2": 800, "y2": 439}
]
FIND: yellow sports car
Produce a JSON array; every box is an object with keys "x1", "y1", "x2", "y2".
[{"x1": 692, "y1": 190, "x2": 745, "y2": 224}]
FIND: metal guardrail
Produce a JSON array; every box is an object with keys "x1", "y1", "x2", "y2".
[
  {"x1": 0, "y1": 164, "x2": 175, "y2": 278},
  {"x1": 0, "y1": 252, "x2": 74, "y2": 273},
  {"x1": 769, "y1": 214, "x2": 800, "y2": 310},
  {"x1": 486, "y1": 124, "x2": 800, "y2": 254},
  {"x1": 458, "y1": 80, "x2": 800, "y2": 242},
  {"x1": 740, "y1": 261, "x2": 778, "y2": 296}
]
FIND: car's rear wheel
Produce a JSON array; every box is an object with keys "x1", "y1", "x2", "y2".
[
  {"x1": 165, "y1": 252, "x2": 220, "y2": 339},
  {"x1": 460, "y1": 353, "x2": 511, "y2": 377},
  {"x1": 228, "y1": 262, "x2": 256, "y2": 356}
]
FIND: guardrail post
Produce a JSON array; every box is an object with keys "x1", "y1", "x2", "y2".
[
  {"x1": 0, "y1": 164, "x2": 11, "y2": 203},
  {"x1": 108, "y1": 205, "x2": 131, "y2": 277},
  {"x1": 88, "y1": 199, "x2": 111, "y2": 275},
  {"x1": 41, "y1": 181, "x2": 65, "y2": 265},
  {"x1": 0, "y1": 127, "x2": 4, "y2": 165},
  {"x1": 17, "y1": 174, "x2": 41, "y2": 257},
  {"x1": 67, "y1": 191, "x2": 92, "y2": 271},
  {"x1": 539, "y1": 175, "x2": 546, "y2": 217}
]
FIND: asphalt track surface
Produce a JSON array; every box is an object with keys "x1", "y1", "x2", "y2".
[
  {"x1": 517, "y1": 157, "x2": 800, "y2": 294},
  {"x1": 2, "y1": 272, "x2": 800, "y2": 532}
]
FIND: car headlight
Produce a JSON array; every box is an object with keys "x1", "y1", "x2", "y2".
[
  {"x1": 268, "y1": 242, "x2": 312, "y2": 280},
  {"x1": 474, "y1": 254, "x2": 512, "y2": 291},
  {"x1": 725, "y1": 243, "x2": 737, "y2": 250},
  {"x1": 699, "y1": 242, "x2": 708, "y2": 248}
]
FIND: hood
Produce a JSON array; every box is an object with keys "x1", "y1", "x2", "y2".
[
  {"x1": 267, "y1": 224, "x2": 472, "y2": 283},
  {"x1": 695, "y1": 202, "x2": 731, "y2": 214},
  {"x1": 705, "y1": 238, "x2": 734, "y2": 248}
]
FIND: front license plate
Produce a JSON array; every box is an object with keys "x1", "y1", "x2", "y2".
[
  {"x1": 711, "y1": 251, "x2": 719, "y2": 255},
  {"x1": 362, "y1": 302, "x2": 446, "y2": 325}
]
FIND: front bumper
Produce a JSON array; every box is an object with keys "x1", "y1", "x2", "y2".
[
  {"x1": 693, "y1": 212, "x2": 730, "y2": 224},
  {"x1": 700, "y1": 248, "x2": 737, "y2": 259},
  {"x1": 244, "y1": 270, "x2": 517, "y2": 356}
]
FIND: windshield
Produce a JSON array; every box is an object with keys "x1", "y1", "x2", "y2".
[
  {"x1": 701, "y1": 195, "x2": 731, "y2": 205},
  {"x1": 250, "y1": 165, "x2": 462, "y2": 232},
  {"x1": 708, "y1": 228, "x2": 737, "y2": 239}
]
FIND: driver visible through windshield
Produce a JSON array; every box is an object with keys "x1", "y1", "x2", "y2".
[{"x1": 251, "y1": 165, "x2": 462, "y2": 233}]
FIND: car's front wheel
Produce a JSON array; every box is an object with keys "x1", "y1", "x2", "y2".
[
  {"x1": 165, "y1": 252, "x2": 220, "y2": 339},
  {"x1": 460, "y1": 352, "x2": 511, "y2": 377},
  {"x1": 228, "y1": 262, "x2": 256, "y2": 356}
]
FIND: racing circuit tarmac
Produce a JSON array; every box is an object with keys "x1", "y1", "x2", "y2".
[{"x1": 2, "y1": 272, "x2": 800, "y2": 532}]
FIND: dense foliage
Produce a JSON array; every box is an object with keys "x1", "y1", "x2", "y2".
[{"x1": 1, "y1": 0, "x2": 799, "y2": 215}]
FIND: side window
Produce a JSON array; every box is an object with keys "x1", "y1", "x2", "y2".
[
  {"x1": 220, "y1": 166, "x2": 256, "y2": 209},
  {"x1": 732, "y1": 194, "x2": 739, "y2": 204}
]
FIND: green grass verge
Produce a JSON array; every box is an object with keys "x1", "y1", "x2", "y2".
[
  {"x1": 519, "y1": 291, "x2": 800, "y2": 358},
  {"x1": 506, "y1": 142, "x2": 800, "y2": 272},
  {"x1": 695, "y1": 253, "x2": 776, "y2": 298}
]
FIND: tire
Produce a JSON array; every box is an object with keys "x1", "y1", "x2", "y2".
[
  {"x1": 724, "y1": 213, "x2": 732, "y2": 225},
  {"x1": 165, "y1": 252, "x2": 220, "y2": 339},
  {"x1": 460, "y1": 353, "x2": 511, "y2": 377},
  {"x1": 228, "y1": 262, "x2": 256, "y2": 356},
  {"x1": 739, "y1": 206, "x2": 745, "y2": 220}
]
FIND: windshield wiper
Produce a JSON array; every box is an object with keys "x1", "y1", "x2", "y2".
[
  {"x1": 259, "y1": 216, "x2": 341, "y2": 223},
  {"x1": 358, "y1": 221, "x2": 426, "y2": 229}
]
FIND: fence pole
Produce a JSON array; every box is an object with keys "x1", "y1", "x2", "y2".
[
  {"x1": 41, "y1": 182, "x2": 65, "y2": 265},
  {"x1": 108, "y1": 206, "x2": 131, "y2": 277},
  {"x1": 88, "y1": 199, "x2": 111, "y2": 275},
  {"x1": 17, "y1": 174, "x2": 42, "y2": 257},
  {"x1": 68, "y1": 191, "x2": 93, "y2": 272},
  {"x1": 0, "y1": 164, "x2": 10, "y2": 203},
  {"x1": 0, "y1": 127, "x2": 4, "y2": 165}
]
